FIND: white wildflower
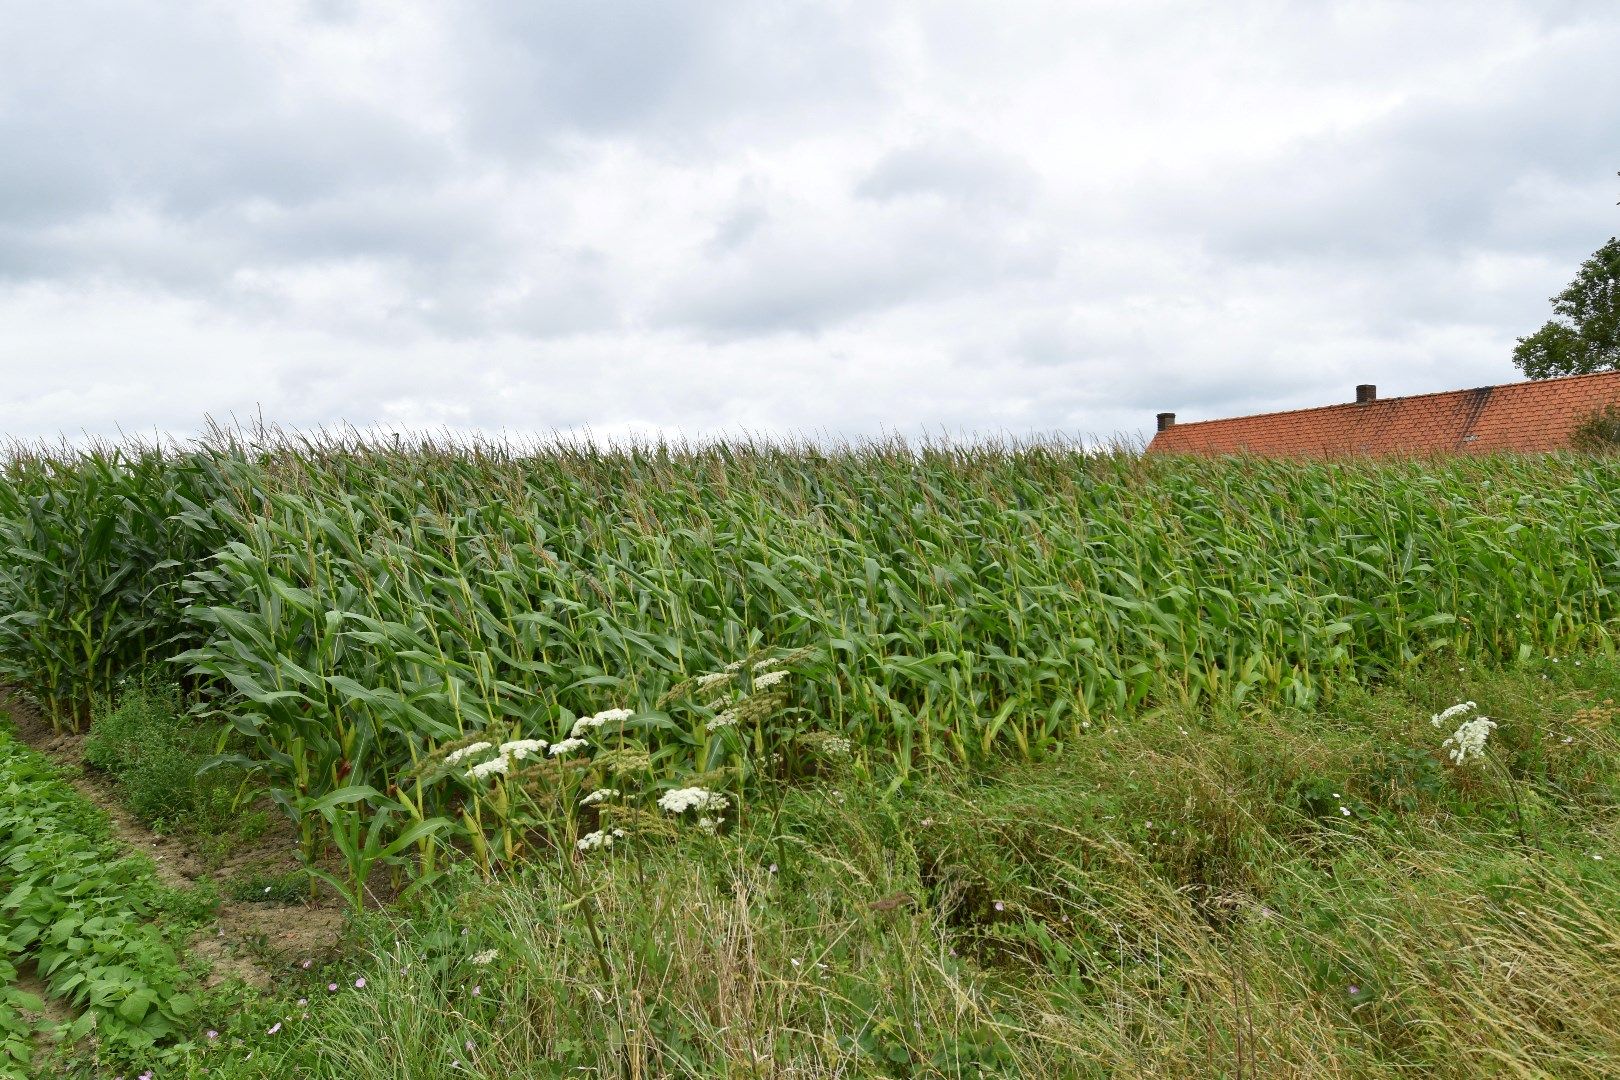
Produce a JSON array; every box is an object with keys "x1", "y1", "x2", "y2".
[
  {"x1": 695, "y1": 671, "x2": 733, "y2": 689},
  {"x1": 724, "y1": 658, "x2": 747, "y2": 673},
  {"x1": 579, "y1": 788, "x2": 620, "y2": 806},
  {"x1": 696, "y1": 816, "x2": 721, "y2": 833},
  {"x1": 706, "y1": 710, "x2": 739, "y2": 732},
  {"x1": 498, "y1": 738, "x2": 547, "y2": 761},
  {"x1": 467, "y1": 755, "x2": 510, "y2": 780},
  {"x1": 753, "y1": 669, "x2": 789, "y2": 689},
  {"x1": 470, "y1": 948, "x2": 499, "y2": 965},
  {"x1": 444, "y1": 741, "x2": 493, "y2": 766},
  {"x1": 569, "y1": 707, "x2": 633, "y2": 739},
  {"x1": 576, "y1": 830, "x2": 613, "y2": 851},
  {"x1": 658, "y1": 787, "x2": 730, "y2": 815},
  {"x1": 752, "y1": 657, "x2": 784, "y2": 673},
  {"x1": 577, "y1": 828, "x2": 628, "y2": 852},
  {"x1": 549, "y1": 737, "x2": 589, "y2": 757},
  {"x1": 1430, "y1": 701, "x2": 1477, "y2": 729},
  {"x1": 1441, "y1": 716, "x2": 1498, "y2": 765}
]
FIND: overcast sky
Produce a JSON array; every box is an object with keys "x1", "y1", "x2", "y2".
[{"x1": 1, "y1": 1, "x2": 1616, "y2": 446}]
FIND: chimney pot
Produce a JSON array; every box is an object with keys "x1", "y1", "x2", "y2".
[
  {"x1": 1356, "y1": 383, "x2": 1377, "y2": 404},
  {"x1": 1156, "y1": 412, "x2": 1176, "y2": 432}
]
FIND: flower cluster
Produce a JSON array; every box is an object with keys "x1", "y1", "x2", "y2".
[
  {"x1": 797, "y1": 731, "x2": 852, "y2": 759},
  {"x1": 1442, "y1": 715, "x2": 1498, "y2": 765},
  {"x1": 569, "y1": 707, "x2": 633, "y2": 740},
  {"x1": 576, "y1": 828, "x2": 626, "y2": 851},
  {"x1": 467, "y1": 755, "x2": 510, "y2": 780},
  {"x1": 659, "y1": 786, "x2": 733, "y2": 829},
  {"x1": 658, "y1": 787, "x2": 730, "y2": 815},
  {"x1": 1431, "y1": 701, "x2": 1478, "y2": 729},
  {"x1": 548, "y1": 737, "x2": 589, "y2": 757},
  {"x1": 579, "y1": 787, "x2": 619, "y2": 806},
  {"x1": 500, "y1": 738, "x2": 548, "y2": 762},
  {"x1": 459, "y1": 737, "x2": 552, "y2": 780},
  {"x1": 443, "y1": 741, "x2": 493, "y2": 767}
]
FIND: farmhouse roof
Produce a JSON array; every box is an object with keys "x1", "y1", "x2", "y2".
[{"x1": 1147, "y1": 370, "x2": 1620, "y2": 456}]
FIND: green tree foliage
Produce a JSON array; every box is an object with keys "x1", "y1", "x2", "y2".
[
  {"x1": 1513, "y1": 237, "x2": 1620, "y2": 378},
  {"x1": 1570, "y1": 402, "x2": 1620, "y2": 454}
]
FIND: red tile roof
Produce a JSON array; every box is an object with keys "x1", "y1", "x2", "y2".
[{"x1": 1147, "y1": 371, "x2": 1620, "y2": 456}]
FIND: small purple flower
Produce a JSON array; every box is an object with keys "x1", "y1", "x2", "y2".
[
  {"x1": 328, "y1": 982, "x2": 339, "y2": 992},
  {"x1": 301, "y1": 959, "x2": 312, "y2": 969},
  {"x1": 1348, "y1": 985, "x2": 1360, "y2": 995},
  {"x1": 206, "y1": 1029, "x2": 219, "y2": 1040},
  {"x1": 355, "y1": 977, "x2": 367, "y2": 989},
  {"x1": 465, "y1": 1039, "x2": 475, "y2": 1052},
  {"x1": 994, "y1": 901, "x2": 1004, "y2": 912},
  {"x1": 471, "y1": 984, "x2": 481, "y2": 997},
  {"x1": 298, "y1": 997, "x2": 308, "y2": 1006},
  {"x1": 267, "y1": 1021, "x2": 282, "y2": 1035}
]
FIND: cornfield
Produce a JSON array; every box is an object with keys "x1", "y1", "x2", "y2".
[{"x1": 2, "y1": 429, "x2": 1617, "y2": 888}]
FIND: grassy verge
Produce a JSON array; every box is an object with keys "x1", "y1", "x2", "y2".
[
  {"x1": 64, "y1": 649, "x2": 1612, "y2": 1079},
  {"x1": 81, "y1": 680, "x2": 276, "y2": 863}
]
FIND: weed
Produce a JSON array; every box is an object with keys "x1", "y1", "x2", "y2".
[{"x1": 225, "y1": 870, "x2": 310, "y2": 904}]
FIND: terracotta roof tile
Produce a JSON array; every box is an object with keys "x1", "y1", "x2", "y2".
[{"x1": 1147, "y1": 371, "x2": 1620, "y2": 456}]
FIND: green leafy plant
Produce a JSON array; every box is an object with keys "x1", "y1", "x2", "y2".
[
  {"x1": 0, "y1": 727, "x2": 208, "y2": 1071},
  {"x1": 84, "y1": 680, "x2": 255, "y2": 836},
  {"x1": 297, "y1": 787, "x2": 450, "y2": 912}
]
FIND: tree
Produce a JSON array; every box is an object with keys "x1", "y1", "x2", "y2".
[
  {"x1": 1570, "y1": 403, "x2": 1620, "y2": 454},
  {"x1": 1513, "y1": 236, "x2": 1620, "y2": 379}
]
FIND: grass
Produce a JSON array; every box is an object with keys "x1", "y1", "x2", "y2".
[
  {"x1": 82, "y1": 680, "x2": 272, "y2": 858},
  {"x1": 20, "y1": 649, "x2": 1608, "y2": 1079}
]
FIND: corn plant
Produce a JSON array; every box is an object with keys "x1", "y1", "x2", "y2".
[{"x1": 5, "y1": 430, "x2": 1620, "y2": 885}]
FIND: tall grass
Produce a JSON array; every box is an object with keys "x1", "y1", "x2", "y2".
[
  {"x1": 178, "y1": 655, "x2": 1620, "y2": 1079},
  {"x1": 2, "y1": 431, "x2": 1618, "y2": 878}
]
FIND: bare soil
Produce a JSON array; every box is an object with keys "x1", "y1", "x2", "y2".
[{"x1": 0, "y1": 688, "x2": 349, "y2": 992}]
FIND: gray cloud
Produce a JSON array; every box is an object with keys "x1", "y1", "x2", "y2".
[
  {"x1": 856, "y1": 136, "x2": 1037, "y2": 208},
  {"x1": 0, "y1": 0, "x2": 1616, "y2": 444}
]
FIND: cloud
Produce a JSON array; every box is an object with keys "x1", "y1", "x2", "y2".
[
  {"x1": 856, "y1": 136, "x2": 1037, "y2": 208},
  {"x1": 0, "y1": 0, "x2": 1616, "y2": 444}
]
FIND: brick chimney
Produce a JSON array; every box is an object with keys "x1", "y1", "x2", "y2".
[
  {"x1": 1356, "y1": 384, "x2": 1377, "y2": 404},
  {"x1": 1156, "y1": 412, "x2": 1176, "y2": 432}
]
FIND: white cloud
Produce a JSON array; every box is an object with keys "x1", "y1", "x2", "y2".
[{"x1": 0, "y1": 0, "x2": 1616, "y2": 444}]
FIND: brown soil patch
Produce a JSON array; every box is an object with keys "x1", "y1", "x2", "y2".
[
  {"x1": 0, "y1": 687, "x2": 351, "y2": 995},
  {"x1": 14, "y1": 966, "x2": 75, "y2": 1060}
]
